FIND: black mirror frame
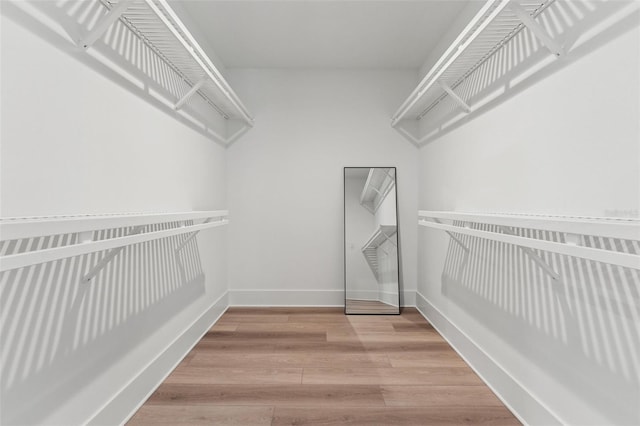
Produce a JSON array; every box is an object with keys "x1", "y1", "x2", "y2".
[{"x1": 343, "y1": 167, "x2": 401, "y2": 315}]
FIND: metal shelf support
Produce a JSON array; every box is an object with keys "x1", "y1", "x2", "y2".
[
  {"x1": 438, "y1": 81, "x2": 471, "y2": 113},
  {"x1": 565, "y1": 233, "x2": 582, "y2": 246},
  {"x1": 509, "y1": 2, "x2": 564, "y2": 57},
  {"x1": 380, "y1": 230, "x2": 398, "y2": 248},
  {"x1": 499, "y1": 225, "x2": 560, "y2": 280},
  {"x1": 175, "y1": 76, "x2": 209, "y2": 111},
  {"x1": 174, "y1": 217, "x2": 217, "y2": 251},
  {"x1": 82, "y1": 225, "x2": 144, "y2": 282},
  {"x1": 434, "y1": 218, "x2": 470, "y2": 252},
  {"x1": 79, "y1": 0, "x2": 133, "y2": 49}
]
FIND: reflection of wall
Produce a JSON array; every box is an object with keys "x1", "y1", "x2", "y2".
[
  {"x1": 417, "y1": 22, "x2": 639, "y2": 426},
  {"x1": 376, "y1": 234, "x2": 398, "y2": 306},
  {"x1": 374, "y1": 186, "x2": 397, "y2": 228},
  {"x1": 374, "y1": 182, "x2": 398, "y2": 305},
  {"x1": 227, "y1": 69, "x2": 418, "y2": 305},
  {"x1": 1, "y1": 15, "x2": 227, "y2": 425},
  {"x1": 345, "y1": 176, "x2": 378, "y2": 300}
]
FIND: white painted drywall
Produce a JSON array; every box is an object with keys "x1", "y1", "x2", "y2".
[
  {"x1": 417, "y1": 22, "x2": 640, "y2": 426},
  {"x1": 0, "y1": 14, "x2": 228, "y2": 425},
  {"x1": 375, "y1": 186, "x2": 397, "y2": 228},
  {"x1": 418, "y1": 1, "x2": 484, "y2": 80},
  {"x1": 226, "y1": 69, "x2": 418, "y2": 305},
  {"x1": 374, "y1": 185, "x2": 400, "y2": 306},
  {"x1": 377, "y1": 236, "x2": 399, "y2": 306}
]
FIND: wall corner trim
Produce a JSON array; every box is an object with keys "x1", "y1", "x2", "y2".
[
  {"x1": 87, "y1": 292, "x2": 230, "y2": 425},
  {"x1": 415, "y1": 291, "x2": 562, "y2": 426}
]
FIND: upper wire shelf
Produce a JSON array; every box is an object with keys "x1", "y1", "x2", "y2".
[
  {"x1": 362, "y1": 225, "x2": 398, "y2": 252},
  {"x1": 360, "y1": 168, "x2": 396, "y2": 214},
  {"x1": 392, "y1": 0, "x2": 557, "y2": 128},
  {"x1": 86, "y1": 0, "x2": 253, "y2": 129}
]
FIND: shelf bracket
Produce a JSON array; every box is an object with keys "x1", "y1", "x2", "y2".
[
  {"x1": 509, "y1": 2, "x2": 564, "y2": 57},
  {"x1": 380, "y1": 231, "x2": 397, "y2": 248},
  {"x1": 434, "y1": 219, "x2": 469, "y2": 252},
  {"x1": 79, "y1": 0, "x2": 133, "y2": 50},
  {"x1": 83, "y1": 225, "x2": 144, "y2": 282},
  {"x1": 175, "y1": 217, "x2": 213, "y2": 251},
  {"x1": 384, "y1": 169, "x2": 395, "y2": 180},
  {"x1": 499, "y1": 226, "x2": 560, "y2": 280},
  {"x1": 564, "y1": 233, "x2": 582, "y2": 246},
  {"x1": 437, "y1": 81, "x2": 471, "y2": 113},
  {"x1": 175, "y1": 76, "x2": 209, "y2": 111},
  {"x1": 78, "y1": 231, "x2": 94, "y2": 244},
  {"x1": 361, "y1": 204, "x2": 375, "y2": 215}
]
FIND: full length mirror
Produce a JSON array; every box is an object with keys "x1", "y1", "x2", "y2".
[{"x1": 344, "y1": 167, "x2": 400, "y2": 314}]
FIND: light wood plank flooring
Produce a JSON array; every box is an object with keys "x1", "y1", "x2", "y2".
[{"x1": 128, "y1": 308, "x2": 520, "y2": 425}]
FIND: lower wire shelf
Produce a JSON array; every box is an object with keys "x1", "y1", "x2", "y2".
[
  {"x1": 0, "y1": 211, "x2": 229, "y2": 276},
  {"x1": 418, "y1": 210, "x2": 639, "y2": 271}
]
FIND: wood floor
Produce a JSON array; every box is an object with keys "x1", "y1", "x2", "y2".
[{"x1": 128, "y1": 308, "x2": 520, "y2": 425}]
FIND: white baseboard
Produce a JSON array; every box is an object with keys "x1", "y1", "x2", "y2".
[
  {"x1": 230, "y1": 289, "x2": 344, "y2": 306},
  {"x1": 415, "y1": 291, "x2": 560, "y2": 426},
  {"x1": 230, "y1": 289, "x2": 416, "y2": 307},
  {"x1": 87, "y1": 292, "x2": 229, "y2": 426}
]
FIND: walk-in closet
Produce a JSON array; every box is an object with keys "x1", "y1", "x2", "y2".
[{"x1": 1, "y1": 0, "x2": 638, "y2": 424}]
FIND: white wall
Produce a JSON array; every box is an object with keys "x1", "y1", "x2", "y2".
[
  {"x1": 1, "y1": 13, "x2": 228, "y2": 425},
  {"x1": 376, "y1": 236, "x2": 399, "y2": 306},
  {"x1": 417, "y1": 21, "x2": 640, "y2": 426},
  {"x1": 375, "y1": 186, "x2": 397, "y2": 228},
  {"x1": 226, "y1": 69, "x2": 418, "y2": 306},
  {"x1": 418, "y1": 1, "x2": 484, "y2": 80},
  {"x1": 375, "y1": 184, "x2": 399, "y2": 305}
]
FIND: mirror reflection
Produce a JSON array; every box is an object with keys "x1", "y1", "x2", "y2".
[{"x1": 344, "y1": 167, "x2": 399, "y2": 314}]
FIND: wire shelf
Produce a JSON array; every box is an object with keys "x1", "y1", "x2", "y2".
[
  {"x1": 98, "y1": 0, "x2": 253, "y2": 125},
  {"x1": 392, "y1": 0, "x2": 556, "y2": 126},
  {"x1": 418, "y1": 211, "x2": 640, "y2": 271},
  {"x1": 0, "y1": 211, "x2": 229, "y2": 275}
]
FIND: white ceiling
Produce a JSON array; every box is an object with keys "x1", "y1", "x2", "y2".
[{"x1": 179, "y1": 0, "x2": 470, "y2": 69}]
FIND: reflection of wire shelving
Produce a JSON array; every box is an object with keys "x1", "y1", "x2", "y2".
[
  {"x1": 81, "y1": 0, "x2": 253, "y2": 143},
  {"x1": 360, "y1": 168, "x2": 396, "y2": 214},
  {"x1": 418, "y1": 211, "x2": 640, "y2": 278},
  {"x1": 361, "y1": 225, "x2": 397, "y2": 279},
  {"x1": 0, "y1": 211, "x2": 229, "y2": 281},
  {"x1": 392, "y1": 0, "x2": 559, "y2": 143}
]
